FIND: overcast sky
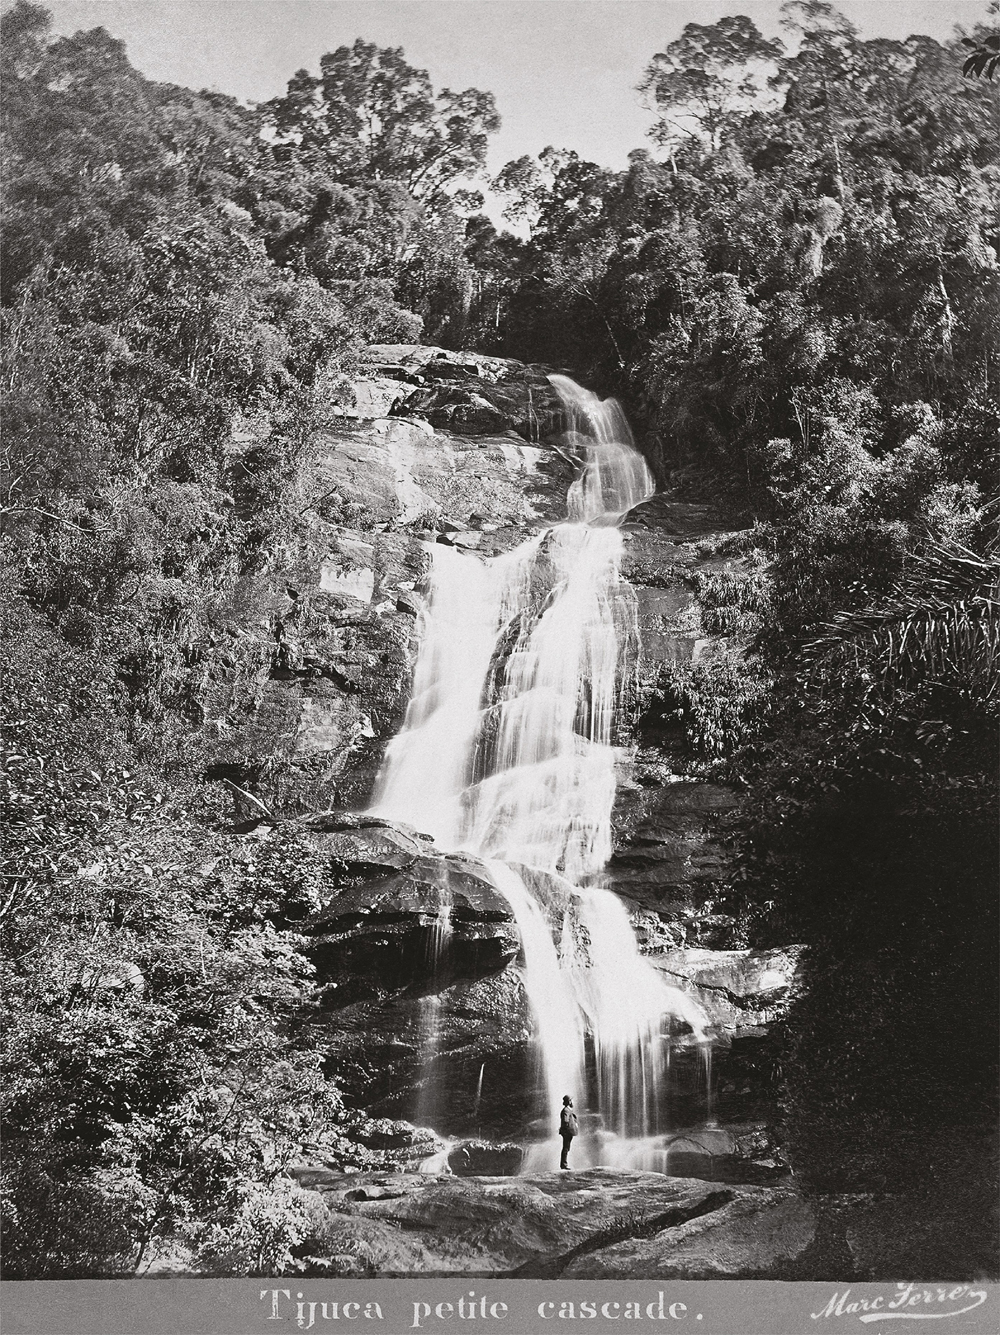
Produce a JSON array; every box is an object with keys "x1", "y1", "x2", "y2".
[{"x1": 40, "y1": 1, "x2": 991, "y2": 174}]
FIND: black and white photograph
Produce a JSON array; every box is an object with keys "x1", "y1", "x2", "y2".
[{"x1": 1, "y1": 2, "x2": 997, "y2": 1330}]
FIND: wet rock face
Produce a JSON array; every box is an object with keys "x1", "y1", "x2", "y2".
[
  {"x1": 609, "y1": 781, "x2": 738, "y2": 919},
  {"x1": 646, "y1": 948, "x2": 801, "y2": 1126},
  {"x1": 317, "y1": 968, "x2": 536, "y2": 1137},
  {"x1": 622, "y1": 495, "x2": 737, "y2": 677},
  {"x1": 293, "y1": 817, "x2": 533, "y2": 1136}
]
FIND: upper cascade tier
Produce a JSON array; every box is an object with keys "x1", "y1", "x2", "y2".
[{"x1": 549, "y1": 374, "x2": 657, "y2": 525}]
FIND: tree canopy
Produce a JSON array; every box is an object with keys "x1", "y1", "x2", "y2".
[{"x1": 639, "y1": 14, "x2": 784, "y2": 149}]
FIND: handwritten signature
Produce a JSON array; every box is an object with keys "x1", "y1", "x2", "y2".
[{"x1": 812, "y1": 1284, "x2": 988, "y2": 1323}]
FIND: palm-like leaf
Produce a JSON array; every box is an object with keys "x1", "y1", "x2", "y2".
[
  {"x1": 961, "y1": 33, "x2": 1000, "y2": 81},
  {"x1": 806, "y1": 535, "x2": 1000, "y2": 706}
]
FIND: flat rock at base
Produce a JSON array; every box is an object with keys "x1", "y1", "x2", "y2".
[
  {"x1": 563, "y1": 1185, "x2": 815, "y2": 1278},
  {"x1": 293, "y1": 1168, "x2": 811, "y2": 1278}
]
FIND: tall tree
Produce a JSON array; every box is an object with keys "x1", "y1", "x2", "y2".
[
  {"x1": 638, "y1": 15, "x2": 783, "y2": 150},
  {"x1": 263, "y1": 39, "x2": 499, "y2": 212}
]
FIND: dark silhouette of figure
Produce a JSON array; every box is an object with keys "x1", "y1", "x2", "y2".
[{"x1": 559, "y1": 1095, "x2": 578, "y2": 1170}]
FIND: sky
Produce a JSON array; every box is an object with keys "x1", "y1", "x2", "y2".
[{"x1": 39, "y1": 1, "x2": 992, "y2": 176}]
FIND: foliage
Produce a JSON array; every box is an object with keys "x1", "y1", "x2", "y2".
[
  {"x1": 644, "y1": 650, "x2": 770, "y2": 762},
  {"x1": 0, "y1": 588, "x2": 341, "y2": 1276},
  {"x1": 806, "y1": 532, "x2": 1000, "y2": 706},
  {"x1": 961, "y1": 33, "x2": 1000, "y2": 81}
]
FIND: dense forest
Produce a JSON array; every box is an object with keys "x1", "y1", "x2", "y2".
[{"x1": 1, "y1": 0, "x2": 997, "y2": 1278}]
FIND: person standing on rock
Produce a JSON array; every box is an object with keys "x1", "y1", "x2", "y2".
[{"x1": 559, "y1": 1096, "x2": 578, "y2": 1169}]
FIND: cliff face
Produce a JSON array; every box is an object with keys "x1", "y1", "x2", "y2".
[
  {"x1": 612, "y1": 496, "x2": 742, "y2": 931},
  {"x1": 197, "y1": 346, "x2": 792, "y2": 1136},
  {"x1": 201, "y1": 346, "x2": 573, "y2": 813}
]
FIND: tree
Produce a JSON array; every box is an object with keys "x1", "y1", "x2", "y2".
[
  {"x1": 0, "y1": 587, "x2": 341, "y2": 1276},
  {"x1": 262, "y1": 39, "x2": 499, "y2": 212},
  {"x1": 638, "y1": 15, "x2": 783, "y2": 150},
  {"x1": 492, "y1": 147, "x2": 615, "y2": 239}
]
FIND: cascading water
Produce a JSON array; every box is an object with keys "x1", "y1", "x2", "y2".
[
  {"x1": 371, "y1": 375, "x2": 708, "y2": 1170},
  {"x1": 413, "y1": 899, "x2": 454, "y2": 1130}
]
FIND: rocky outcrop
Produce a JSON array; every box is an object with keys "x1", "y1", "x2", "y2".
[
  {"x1": 365, "y1": 344, "x2": 567, "y2": 440},
  {"x1": 287, "y1": 1167, "x2": 814, "y2": 1278},
  {"x1": 649, "y1": 947, "x2": 803, "y2": 1034},
  {"x1": 199, "y1": 346, "x2": 577, "y2": 813}
]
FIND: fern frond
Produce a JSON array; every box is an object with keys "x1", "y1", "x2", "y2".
[{"x1": 805, "y1": 536, "x2": 1000, "y2": 705}]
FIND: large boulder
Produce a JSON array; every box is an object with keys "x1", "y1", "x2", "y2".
[{"x1": 301, "y1": 822, "x2": 519, "y2": 990}]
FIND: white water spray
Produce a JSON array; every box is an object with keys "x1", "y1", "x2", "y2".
[{"x1": 371, "y1": 375, "x2": 708, "y2": 1168}]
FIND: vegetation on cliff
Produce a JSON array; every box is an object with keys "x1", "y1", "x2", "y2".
[{"x1": 2, "y1": 0, "x2": 997, "y2": 1276}]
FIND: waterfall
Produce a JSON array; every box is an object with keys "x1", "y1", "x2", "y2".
[{"x1": 371, "y1": 375, "x2": 707, "y2": 1168}]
